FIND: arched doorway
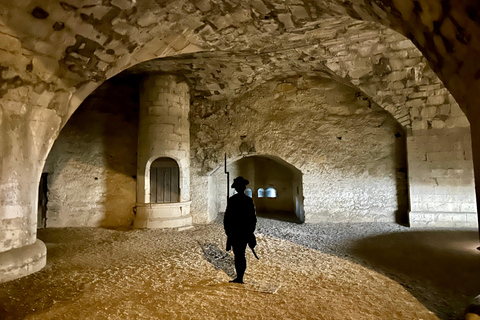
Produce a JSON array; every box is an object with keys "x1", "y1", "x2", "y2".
[
  {"x1": 221, "y1": 155, "x2": 304, "y2": 223},
  {"x1": 150, "y1": 157, "x2": 180, "y2": 203}
]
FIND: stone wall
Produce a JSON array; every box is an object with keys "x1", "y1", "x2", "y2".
[
  {"x1": 43, "y1": 79, "x2": 138, "y2": 228},
  {"x1": 2, "y1": 0, "x2": 480, "y2": 282},
  {"x1": 191, "y1": 76, "x2": 408, "y2": 224},
  {"x1": 408, "y1": 127, "x2": 477, "y2": 228}
]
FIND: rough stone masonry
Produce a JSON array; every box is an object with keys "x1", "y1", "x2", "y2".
[{"x1": 1, "y1": 0, "x2": 480, "y2": 284}]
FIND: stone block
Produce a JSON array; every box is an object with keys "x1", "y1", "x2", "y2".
[
  {"x1": 404, "y1": 58, "x2": 422, "y2": 67},
  {"x1": 3, "y1": 100, "x2": 27, "y2": 115},
  {"x1": 427, "y1": 151, "x2": 464, "y2": 161},
  {"x1": 0, "y1": 49, "x2": 30, "y2": 70},
  {"x1": 357, "y1": 45, "x2": 372, "y2": 57},
  {"x1": 277, "y1": 13, "x2": 295, "y2": 29},
  {"x1": 193, "y1": 0, "x2": 212, "y2": 12},
  {"x1": 249, "y1": 0, "x2": 268, "y2": 15},
  {"x1": 406, "y1": 99, "x2": 425, "y2": 108},
  {"x1": 79, "y1": 5, "x2": 111, "y2": 20},
  {"x1": 431, "y1": 120, "x2": 445, "y2": 129},
  {"x1": 0, "y1": 33, "x2": 22, "y2": 52},
  {"x1": 421, "y1": 106, "x2": 437, "y2": 118},
  {"x1": 439, "y1": 104, "x2": 450, "y2": 115},
  {"x1": 412, "y1": 120, "x2": 428, "y2": 130},
  {"x1": 390, "y1": 39, "x2": 414, "y2": 51},
  {"x1": 427, "y1": 95, "x2": 445, "y2": 105},
  {"x1": 32, "y1": 56, "x2": 59, "y2": 82},
  {"x1": 461, "y1": 202, "x2": 477, "y2": 212},
  {"x1": 450, "y1": 103, "x2": 465, "y2": 117},
  {"x1": 445, "y1": 116, "x2": 470, "y2": 128},
  {"x1": 409, "y1": 212, "x2": 436, "y2": 222},
  {"x1": 161, "y1": 115, "x2": 182, "y2": 125},
  {"x1": 467, "y1": 214, "x2": 478, "y2": 223},
  {"x1": 36, "y1": 90, "x2": 55, "y2": 108},
  {"x1": 290, "y1": 6, "x2": 310, "y2": 22},
  {"x1": 156, "y1": 124, "x2": 174, "y2": 134},
  {"x1": 147, "y1": 106, "x2": 168, "y2": 116},
  {"x1": 163, "y1": 33, "x2": 190, "y2": 51},
  {"x1": 389, "y1": 59, "x2": 404, "y2": 71},
  {"x1": 111, "y1": 0, "x2": 135, "y2": 9},
  {"x1": 9, "y1": 7, "x2": 54, "y2": 39},
  {"x1": 371, "y1": 43, "x2": 387, "y2": 55},
  {"x1": 408, "y1": 49, "x2": 424, "y2": 58}
]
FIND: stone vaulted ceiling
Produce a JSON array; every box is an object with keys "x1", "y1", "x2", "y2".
[
  {"x1": 125, "y1": 16, "x2": 459, "y2": 131},
  {"x1": 0, "y1": 0, "x2": 478, "y2": 164}
]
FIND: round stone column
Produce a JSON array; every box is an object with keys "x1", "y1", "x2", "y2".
[{"x1": 134, "y1": 74, "x2": 192, "y2": 229}]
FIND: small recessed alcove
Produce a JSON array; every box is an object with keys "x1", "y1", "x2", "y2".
[
  {"x1": 211, "y1": 155, "x2": 304, "y2": 223},
  {"x1": 150, "y1": 157, "x2": 180, "y2": 203}
]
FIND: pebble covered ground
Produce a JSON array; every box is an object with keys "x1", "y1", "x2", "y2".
[{"x1": 1, "y1": 215, "x2": 479, "y2": 320}]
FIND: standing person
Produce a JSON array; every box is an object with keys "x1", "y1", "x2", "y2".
[{"x1": 224, "y1": 176, "x2": 257, "y2": 284}]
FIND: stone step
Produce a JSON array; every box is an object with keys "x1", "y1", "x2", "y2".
[
  {"x1": 135, "y1": 202, "x2": 191, "y2": 219},
  {"x1": 133, "y1": 214, "x2": 193, "y2": 229}
]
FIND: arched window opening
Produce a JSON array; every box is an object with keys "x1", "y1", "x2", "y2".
[
  {"x1": 266, "y1": 187, "x2": 277, "y2": 198},
  {"x1": 150, "y1": 157, "x2": 179, "y2": 203},
  {"x1": 245, "y1": 188, "x2": 252, "y2": 198},
  {"x1": 257, "y1": 188, "x2": 265, "y2": 198}
]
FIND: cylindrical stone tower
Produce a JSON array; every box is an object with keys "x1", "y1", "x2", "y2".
[{"x1": 134, "y1": 74, "x2": 192, "y2": 229}]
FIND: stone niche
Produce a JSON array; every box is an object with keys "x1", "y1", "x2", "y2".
[{"x1": 191, "y1": 76, "x2": 409, "y2": 224}]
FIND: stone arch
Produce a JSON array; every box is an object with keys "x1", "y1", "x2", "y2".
[
  {"x1": 193, "y1": 75, "x2": 409, "y2": 225},
  {"x1": 1, "y1": 0, "x2": 478, "y2": 283},
  {"x1": 123, "y1": 18, "x2": 467, "y2": 134},
  {"x1": 208, "y1": 153, "x2": 304, "y2": 223},
  {"x1": 134, "y1": 154, "x2": 192, "y2": 229},
  {"x1": 144, "y1": 155, "x2": 187, "y2": 205}
]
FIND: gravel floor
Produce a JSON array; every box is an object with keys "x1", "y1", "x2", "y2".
[
  {"x1": 0, "y1": 215, "x2": 478, "y2": 320},
  {"x1": 255, "y1": 216, "x2": 480, "y2": 320}
]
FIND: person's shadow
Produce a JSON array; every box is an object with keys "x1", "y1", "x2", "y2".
[{"x1": 198, "y1": 242, "x2": 236, "y2": 278}]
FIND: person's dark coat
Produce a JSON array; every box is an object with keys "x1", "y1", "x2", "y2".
[{"x1": 224, "y1": 193, "x2": 256, "y2": 243}]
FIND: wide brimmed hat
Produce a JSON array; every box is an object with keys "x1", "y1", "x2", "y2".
[{"x1": 231, "y1": 176, "x2": 249, "y2": 188}]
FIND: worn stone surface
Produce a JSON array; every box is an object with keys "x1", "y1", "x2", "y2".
[
  {"x1": 0, "y1": 223, "x2": 440, "y2": 319},
  {"x1": 192, "y1": 77, "x2": 408, "y2": 224},
  {"x1": 1, "y1": 0, "x2": 480, "y2": 282},
  {"x1": 43, "y1": 79, "x2": 138, "y2": 228},
  {"x1": 407, "y1": 127, "x2": 477, "y2": 228},
  {"x1": 135, "y1": 74, "x2": 192, "y2": 229}
]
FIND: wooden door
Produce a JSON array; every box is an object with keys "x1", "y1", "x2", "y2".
[{"x1": 150, "y1": 159, "x2": 179, "y2": 203}]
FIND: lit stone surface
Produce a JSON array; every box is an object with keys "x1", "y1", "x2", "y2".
[
  {"x1": 1, "y1": 0, "x2": 480, "y2": 282},
  {"x1": 43, "y1": 80, "x2": 138, "y2": 228},
  {"x1": 197, "y1": 77, "x2": 408, "y2": 224},
  {"x1": 135, "y1": 74, "x2": 192, "y2": 229},
  {"x1": 0, "y1": 222, "x2": 441, "y2": 320}
]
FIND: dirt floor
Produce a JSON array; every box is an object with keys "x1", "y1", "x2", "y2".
[{"x1": 0, "y1": 216, "x2": 479, "y2": 320}]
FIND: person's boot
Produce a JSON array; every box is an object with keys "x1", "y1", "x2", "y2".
[{"x1": 229, "y1": 278, "x2": 244, "y2": 284}]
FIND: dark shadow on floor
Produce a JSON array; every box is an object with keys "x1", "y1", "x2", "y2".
[
  {"x1": 349, "y1": 230, "x2": 480, "y2": 320},
  {"x1": 198, "y1": 242, "x2": 236, "y2": 279}
]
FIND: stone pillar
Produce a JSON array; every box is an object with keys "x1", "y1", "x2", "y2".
[
  {"x1": 407, "y1": 125, "x2": 477, "y2": 228},
  {"x1": 134, "y1": 74, "x2": 192, "y2": 229},
  {"x1": 0, "y1": 133, "x2": 47, "y2": 283}
]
